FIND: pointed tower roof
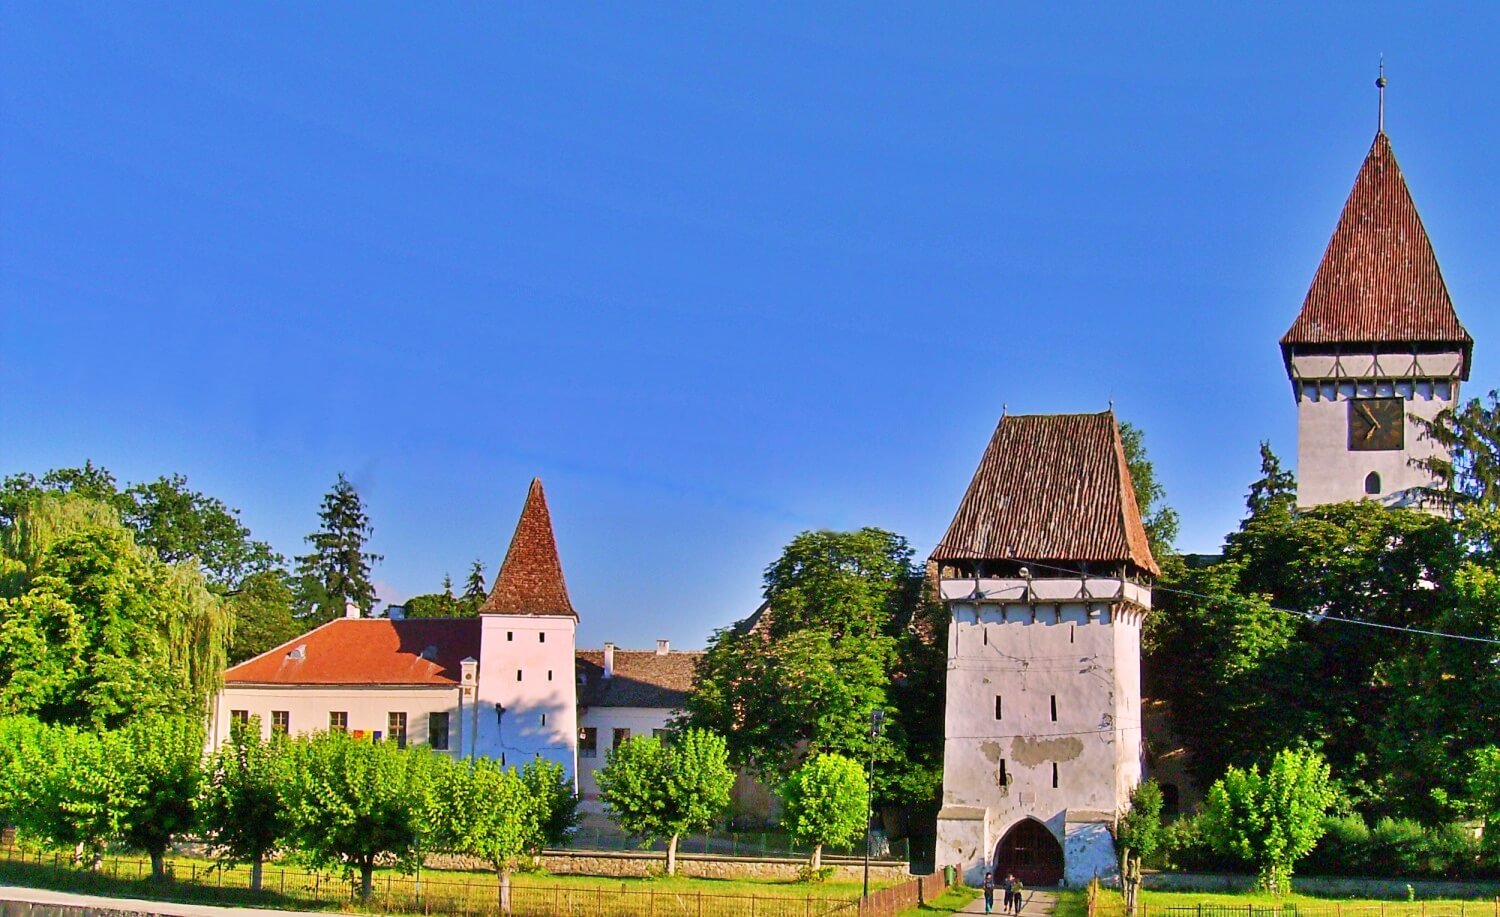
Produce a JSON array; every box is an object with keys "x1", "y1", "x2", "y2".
[
  {"x1": 931, "y1": 410, "x2": 1159, "y2": 576},
  {"x1": 1281, "y1": 132, "x2": 1471, "y2": 374},
  {"x1": 480, "y1": 478, "x2": 577, "y2": 618}
]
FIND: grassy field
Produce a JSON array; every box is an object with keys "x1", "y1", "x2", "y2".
[
  {"x1": 1078, "y1": 887, "x2": 1500, "y2": 917},
  {"x1": 895, "y1": 884, "x2": 980, "y2": 916},
  {"x1": 0, "y1": 844, "x2": 893, "y2": 916}
]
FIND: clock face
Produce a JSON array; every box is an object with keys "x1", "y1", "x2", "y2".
[{"x1": 1348, "y1": 397, "x2": 1405, "y2": 451}]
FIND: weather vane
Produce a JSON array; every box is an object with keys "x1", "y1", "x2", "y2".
[{"x1": 1376, "y1": 56, "x2": 1387, "y2": 133}]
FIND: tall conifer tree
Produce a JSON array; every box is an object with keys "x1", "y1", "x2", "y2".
[
  {"x1": 463, "y1": 559, "x2": 486, "y2": 601},
  {"x1": 294, "y1": 474, "x2": 382, "y2": 622}
]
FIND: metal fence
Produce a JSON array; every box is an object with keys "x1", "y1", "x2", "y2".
[
  {"x1": 1090, "y1": 903, "x2": 1500, "y2": 917},
  {"x1": 0, "y1": 842, "x2": 864, "y2": 917},
  {"x1": 564, "y1": 827, "x2": 910, "y2": 863}
]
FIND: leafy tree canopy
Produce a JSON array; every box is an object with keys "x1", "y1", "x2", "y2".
[
  {"x1": 1120, "y1": 421, "x2": 1180, "y2": 566},
  {"x1": 1201, "y1": 747, "x2": 1335, "y2": 894},
  {"x1": 227, "y1": 570, "x2": 303, "y2": 663},
  {"x1": 294, "y1": 473, "x2": 382, "y2": 624},
  {"x1": 201, "y1": 717, "x2": 289, "y2": 890},
  {"x1": 595, "y1": 729, "x2": 734, "y2": 875},
  {"x1": 778, "y1": 753, "x2": 869, "y2": 873}
]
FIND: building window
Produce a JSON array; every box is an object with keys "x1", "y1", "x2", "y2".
[
  {"x1": 541, "y1": 713, "x2": 547, "y2": 726},
  {"x1": 388, "y1": 712, "x2": 408, "y2": 749},
  {"x1": 994, "y1": 696, "x2": 1003, "y2": 720},
  {"x1": 429, "y1": 712, "x2": 450, "y2": 751},
  {"x1": 271, "y1": 710, "x2": 289, "y2": 735},
  {"x1": 1052, "y1": 762, "x2": 1059, "y2": 788},
  {"x1": 329, "y1": 711, "x2": 348, "y2": 733},
  {"x1": 579, "y1": 727, "x2": 598, "y2": 758},
  {"x1": 517, "y1": 669, "x2": 523, "y2": 681},
  {"x1": 613, "y1": 727, "x2": 630, "y2": 749},
  {"x1": 548, "y1": 670, "x2": 554, "y2": 681},
  {"x1": 507, "y1": 631, "x2": 513, "y2": 641},
  {"x1": 1050, "y1": 695, "x2": 1058, "y2": 722},
  {"x1": 1365, "y1": 471, "x2": 1381, "y2": 495},
  {"x1": 999, "y1": 760, "x2": 1008, "y2": 785},
  {"x1": 539, "y1": 632, "x2": 546, "y2": 643},
  {"x1": 231, "y1": 709, "x2": 249, "y2": 724}
]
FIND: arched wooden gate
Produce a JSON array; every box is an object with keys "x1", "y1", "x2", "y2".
[{"x1": 993, "y1": 818, "x2": 1064, "y2": 886}]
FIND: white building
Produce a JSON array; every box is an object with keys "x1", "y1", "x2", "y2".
[
  {"x1": 211, "y1": 479, "x2": 699, "y2": 793},
  {"x1": 932, "y1": 411, "x2": 1158, "y2": 888},
  {"x1": 1281, "y1": 129, "x2": 1472, "y2": 509}
]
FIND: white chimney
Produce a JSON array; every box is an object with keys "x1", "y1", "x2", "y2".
[
  {"x1": 345, "y1": 601, "x2": 361, "y2": 619},
  {"x1": 603, "y1": 642, "x2": 615, "y2": 679},
  {"x1": 656, "y1": 639, "x2": 670, "y2": 656}
]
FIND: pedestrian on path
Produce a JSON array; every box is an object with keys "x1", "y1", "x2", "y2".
[
  {"x1": 1003, "y1": 874, "x2": 1016, "y2": 913},
  {"x1": 983, "y1": 870, "x2": 995, "y2": 914},
  {"x1": 1011, "y1": 877, "x2": 1025, "y2": 915}
]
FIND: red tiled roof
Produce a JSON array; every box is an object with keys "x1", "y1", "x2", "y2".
[
  {"x1": 1281, "y1": 132, "x2": 1471, "y2": 367},
  {"x1": 931, "y1": 411, "x2": 1159, "y2": 575},
  {"x1": 480, "y1": 478, "x2": 577, "y2": 618},
  {"x1": 224, "y1": 618, "x2": 480, "y2": 686},
  {"x1": 576, "y1": 649, "x2": 702, "y2": 708}
]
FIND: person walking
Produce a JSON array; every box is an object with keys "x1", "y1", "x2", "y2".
[
  {"x1": 1002, "y1": 874, "x2": 1016, "y2": 913},
  {"x1": 1011, "y1": 876, "x2": 1026, "y2": 915},
  {"x1": 982, "y1": 870, "x2": 995, "y2": 914}
]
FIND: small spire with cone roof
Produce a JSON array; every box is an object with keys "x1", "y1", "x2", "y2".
[{"x1": 480, "y1": 478, "x2": 577, "y2": 618}]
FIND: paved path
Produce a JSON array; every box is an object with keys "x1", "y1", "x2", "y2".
[
  {"x1": 0, "y1": 882, "x2": 328, "y2": 917},
  {"x1": 962, "y1": 888, "x2": 1058, "y2": 915}
]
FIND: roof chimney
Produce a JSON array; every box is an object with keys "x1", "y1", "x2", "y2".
[
  {"x1": 656, "y1": 639, "x2": 670, "y2": 656},
  {"x1": 603, "y1": 642, "x2": 615, "y2": 679},
  {"x1": 345, "y1": 601, "x2": 361, "y2": 619}
]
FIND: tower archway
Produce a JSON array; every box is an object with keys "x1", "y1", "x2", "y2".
[{"x1": 993, "y1": 818, "x2": 1064, "y2": 887}]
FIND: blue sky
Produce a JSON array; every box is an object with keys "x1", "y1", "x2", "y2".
[{"x1": 3, "y1": 5, "x2": 1498, "y2": 649}]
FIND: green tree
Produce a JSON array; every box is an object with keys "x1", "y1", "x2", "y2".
[
  {"x1": 227, "y1": 570, "x2": 302, "y2": 663},
  {"x1": 8, "y1": 722, "x2": 123, "y2": 868},
  {"x1": 0, "y1": 462, "x2": 119, "y2": 527},
  {"x1": 1461, "y1": 746, "x2": 1500, "y2": 852},
  {"x1": 1116, "y1": 778, "x2": 1164, "y2": 910},
  {"x1": 119, "y1": 474, "x2": 280, "y2": 587},
  {"x1": 115, "y1": 715, "x2": 205, "y2": 880},
  {"x1": 279, "y1": 731, "x2": 437, "y2": 901},
  {"x1": 1413, "y1": 389, "x2": 1500, "y2": 511},
  {"x1": 1120, "y1": 421, "x2": 1180, "y2": 564},
  {"x1": 1201, "y1": 747, "x2": 1335, "y2": 894},
  {"x1": 0, "y1": 716, "x2": 46, "y2": 832},
  {"x1": 778, "y1": 753, "x2": 869, "y2": 873},
  {"x1": 294, "y1": 474, "x2": 382, "y2": 624},
  {"x1": 596, "y1": 729, "x2": 734, "y2": 876},
  {"x1": 463, "y1": 559, "x2": 487, "y2": 606},
  {"x1": 1245, "y1": 442, "x2": 1297, "y2": 521},
  {"x1": 439, "y1": 757, "x2": 534, "y2": 914},
  {"x1": 201, "y1": 717, "x2": 289, "y2": 890},
  {"x1": 521, "y1": 757, "x2": 581, "y2": 857},
  {"x1": 0, "y1": 494, "x2": 231, "y2": 727},
  {"x1": 684, "y1": 528, "x2": 942, "y2": 810}
]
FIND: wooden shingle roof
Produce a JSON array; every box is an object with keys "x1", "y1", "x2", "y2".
[
  {"x1": 931, "y1": 410, "x2": 1159, "y2": 575},
  {"x1": 1281, "y1": 132, "x2": 1471, "y2": 373},
  {"x1": 576, "y1": 649, "x2": 702, "y2": 709},
  {"x1": 480, "y1": 478, "x2": 578, "y2": 619}
]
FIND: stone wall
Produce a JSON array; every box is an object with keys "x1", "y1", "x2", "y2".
[
  {"x1": 426, "y1": 850, "x2": 911, "y2": 883},
  {"x1": 1, "y1": 900, "x2": 153, "y2": 917}
]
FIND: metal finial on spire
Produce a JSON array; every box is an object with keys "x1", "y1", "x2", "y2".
[{"x1": 1376, "y1": 56, "x2": 1387, "y2": 133}]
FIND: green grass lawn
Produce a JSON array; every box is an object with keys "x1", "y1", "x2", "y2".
[
  {"x1": 896, "y1": 883, "x2": 979, "y2": 916},
  {"x1": 0, "y1": 845, "x2": 891, "y2": 915},
  {"x1": 1077, "y1": 887, "x2": 1500, "y2": 917}
]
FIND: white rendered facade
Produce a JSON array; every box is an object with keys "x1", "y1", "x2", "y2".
[
  {"x1": 474, "y1": 613, "x2": 579, "y2": 776},
  {"x1": 1288, "y1": 350, "x2": 1463, "y2": 509},
  {"x1": 211, "y1": 683, "x2": 463, "y2": 751},
  {"x1": 576, "y1": 706, "x2": 674, "y2": 816},
  {"x1": 936, "y1": 574, "x2": 1147, "y2": 887}
]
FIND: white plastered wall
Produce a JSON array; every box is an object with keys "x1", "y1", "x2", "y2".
[
  {"x1": 576, "y1": 706, "x2": 676, "y2": 814},
  {"x1": 936, "y1": 589, "x2": 1146, "y2": 885},
  {"x1": 210, "y1": 685, "x2": 461, "y2": 752},
  {"x1": 474, "y1": 614, "x2": 579, "y2": 777}
]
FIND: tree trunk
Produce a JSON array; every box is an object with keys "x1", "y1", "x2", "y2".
[
  {"x1": 811, "y1": 844, "x2": 823, "y2": 872},
  {"x1": 667, "y1": 834, "x2": 679, "y2": 876},
  {"x1": 498, "y1": 867, "x2": 513, "y2": 916},
  {"x1": 359, "y1": 862, "x2": 375, "y2": 903},
  {"x1": 250, "y1": 855, "x2": 263, "y2": 893},
  {"x1": 150, "y1": 848, "x2": 166, "y2": 881}
]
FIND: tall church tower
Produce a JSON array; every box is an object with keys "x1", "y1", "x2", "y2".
[
  {"x1": 932, "y1": 410, "x2": 1157, "y2": 887},
  {"x1": 1282, "y1": 126, "x2": 1472, "y2": 508},
  {"x1": 474, "y1": 478, "x2": 580, "y2": 780}
]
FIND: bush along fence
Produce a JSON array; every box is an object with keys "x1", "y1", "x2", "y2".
[
  {"x1": 0, "y1": 841, "x2": 871, "y2": 917},
  {"x1": 856, "y1": 871, "x2": 949, "y2": 917}
]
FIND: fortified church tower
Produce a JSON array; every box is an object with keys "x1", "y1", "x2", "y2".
[
  {"x1": 933, "y1": 410, "x2": 1157, "y2": 887},
  {"x1": 471, "y1": 478, "x2": 581, "y2": 777},
  {"x1": 1281, "y1": 116, "x2": 1472, "y2": 508}
]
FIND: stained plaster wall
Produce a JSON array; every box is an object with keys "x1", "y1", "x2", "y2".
[{"x1": 937, "y1": 592, "x2": 1145, "y2": 884}]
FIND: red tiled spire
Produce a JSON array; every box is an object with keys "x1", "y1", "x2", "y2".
[
  {"x1": 480, "y1": 478, "x2": 577, "y2": 618},
  {"x1": 1281, "y1": 132, "x2": 1471, "y2": 371}
]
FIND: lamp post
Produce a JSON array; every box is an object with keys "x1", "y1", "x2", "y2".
[{"x1": 864, "y1": 708, "x2": 885, "y2": 900}]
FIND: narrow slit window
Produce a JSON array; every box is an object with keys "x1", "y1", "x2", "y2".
[
  {"x1": 1070, "y1": 624, "x2": 1075, "y2": 644},
  {"x1": 547, "y1": 670, "x2": 554, "y2": 681},
  {"x1": 994, "y1": 695, "x2": 1003, "y2": 720},
  {"x1": 1052, "y1": 762, "x2": 1059, "y2": 788},
  {"x1": 540, "y1": 713, "x2": 547, "y2": 726},
  {"x1": 516, "y1": 669, "x2": 523, "y2": 681},
  {"x1": 1050, "y1": 695, "x2": 1058, "y2": 722},
  {"x1": 999, "y1": 760, "x2": 1008, "y2": 785},
  {"x1": 506, "y1": 631, "x2": 513, "y2": 641},
  {"x1": 540, "y1": 632, "x2": 546, "y2": 643},
  {"x1": 983, "y1": 628, "x2": 988, "y2": 646}
]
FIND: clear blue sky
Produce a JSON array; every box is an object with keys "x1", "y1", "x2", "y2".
[{"x1": 4, "y1": 5, "x2": 1498, "y2": 649}]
